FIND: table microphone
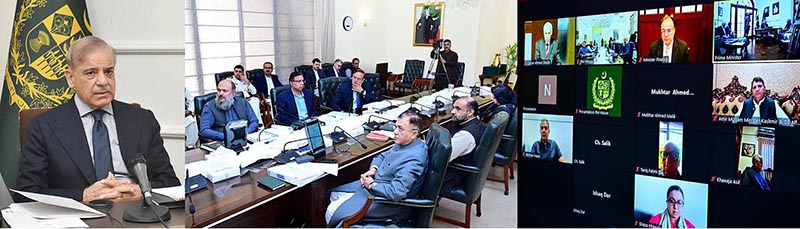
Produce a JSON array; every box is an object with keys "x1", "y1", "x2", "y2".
[
  {"x1": 363, "y1": 115, "x2": 395, "y2": 131},
  {"x1": 334, "y1": 126, "x2": 367, "y2": 149},
  {"x1": 123, "y1": 155, "x2": 171, "y2": 223},
  {"x1": 272, "y1": 103, "x2": 306, "y2": 130}
]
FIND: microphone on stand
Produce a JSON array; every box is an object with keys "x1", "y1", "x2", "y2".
[
  {"x1": 123, "y1": 155, "x2": 171, "y2": 223},
  {"x1": 362, "y1": 115, "x2": 395, "y2": 132},
  {"x1": 272, "y1": 103, "x2": 306, "y2": 131},
  {"x1": 434, "y1": 95, "x2": 453, "y2": 115},
  {"x1": 332, "y1": 126, "x2": 368, "y2": 151}
]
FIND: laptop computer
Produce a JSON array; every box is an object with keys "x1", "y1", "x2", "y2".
[{"x1": 0, "y1": 172, "x2": 13, "y2": 210}]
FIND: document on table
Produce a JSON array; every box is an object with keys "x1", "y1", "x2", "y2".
[
  {"x1": 1, "y1": 208, "x2": 88, "y2": 228},
  {"x1": 9, "y1": 189, "x2": 104, "y2": 219}
]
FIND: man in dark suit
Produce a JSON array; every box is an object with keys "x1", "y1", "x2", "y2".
[
  {"x1": 325, "y1": 59, "x2": 347, "y2": 78},
  {"x1": 326, "y1": 111, "x2": 428, "y2": 227},
  {"x1": 199, "y1": 79, "x2": 259, "y2": 141},
  {"x1": 275, "y1": 72, "x2": 318, "y2": 124},
  {"x1": 332, "y1": 70, "x2": 377, "y2": 112},
  {"x1": 737, "y1": 77, "x2": 781, "y2": 123},
  {"x1": 253, "y1": 61, "x2": 283, "y2": 97},
  {"x1": 620, "y1": 38, "x2": 634, "y2": 64},
  {"x1": 430, "y1": 39, "x2": 458, "y2": 90},
  {"x1": 534, "y1": 21, "x2": 560, "y2": 64},
  {"x1": 648, "y1": 15, "x2": 690, "y2": 63},
  {"x1": 15, "y1": 36, "x2": 179, "y2": 203},
  {"x1": 741, "y1": 154, "x2": 771, "y2": 191},
  {"x1": 303, "y1": 58, "x2": 325, "y2": 96}
]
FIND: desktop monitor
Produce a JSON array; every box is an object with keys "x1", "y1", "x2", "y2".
[
  {"x1": 304, "y1": 118, "x2": 326, "y2": 156},
  {"x1": 224, "y1": 119, "x2": 248, "y2": 152}
]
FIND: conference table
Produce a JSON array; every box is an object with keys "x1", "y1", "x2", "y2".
[
  {"x1": 84, "y1": 200, "x2": 185, "y2": 227},
  {"x1": 185, "y1": 87, "x2": 493, "y2": 228}
]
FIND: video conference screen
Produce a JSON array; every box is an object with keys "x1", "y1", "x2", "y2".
[{"x1": 520, "y1": 0, "x2": 800, "y2": 227}]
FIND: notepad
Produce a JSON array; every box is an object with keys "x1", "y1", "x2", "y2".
[{"x1": 257, "y1": 175, "x2": 286, "y2": 191}]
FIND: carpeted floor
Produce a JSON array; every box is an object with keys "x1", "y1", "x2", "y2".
[{"x1": 430, "y1": 162, "x2": 518, "y2": 228}]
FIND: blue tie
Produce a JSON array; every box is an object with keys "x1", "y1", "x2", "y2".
[
  {"x1": 92, "y1": 110, "x2": 113, "y2": 181},
  {"x1": 755, "y1": 172, "x2": 770, "y2": 191},
  {"x1": 353, "y1": 91, "x2": 361, "y2": 113}
]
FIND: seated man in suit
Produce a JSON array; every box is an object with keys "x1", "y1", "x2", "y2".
[
  {"x1": 304, "y1": 58, "x2": 325, "y2": 96},
  {"x1": 325, "y1": 59, "x2": 347, "y2": 78},
  {"x1": 534, "y1": 21, "x2": 560, "y2": 64},
  {"x1": 345, "y1": 57, "x2": 361, "y2": 77},
  {"x1": 15, "y1": 36, "x2": 180, "y2": 203},
  {"x1": 741, "y1": 154, "x2": 771, "y2": 191},
  {"x1": 648, "y1": 15, "x2": 690, "y2": 63},
  {"x1": 199, "y1": 79, "x2": 259, "y2": 141},
  {"x1": 620, "y1": 38, "x2": 634, "y2": 64},
  {"x1": 275, "y1": 72, "x2": 318, "y2": 124},
  {"x1": 253, "y1": 61, "x2": 283, "y2": 98},
  {"x1": 326, "y1": 111, "x2": 428, "y2": 227},
  {"x1": 332, "y1": 69, "x2": 377, "y2": 113},
  {"x1": 734, "y1": 77, "x2": 789, "y2": 124},
  {"x1": 440, "y1": 96, "x2": 485, "y2": 194},
  {"x1": 231, "y1": 64, "x2": 263, "y2": 125}
]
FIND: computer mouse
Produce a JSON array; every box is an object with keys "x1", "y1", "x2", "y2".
[{"x1": 88, "y1": 199, "x2": 113, "y2": 209}]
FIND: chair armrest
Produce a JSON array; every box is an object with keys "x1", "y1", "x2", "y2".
[
  {"x1": 449, "y1": 163, "x2": 480, "y2": 174},
  {"x1": 373, "y1": 196, "x2": 437, "y2": 208},
  {"x1": 319, "y1": 105, "x2": 334, "y2": 114},
  {"x1": 342, "y1": 195, "x2": 374, "y2": 228}
]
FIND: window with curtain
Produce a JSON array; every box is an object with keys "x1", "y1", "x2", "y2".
[{"x1": 186, "y1": 0, "x2": 309, "y2": 97}]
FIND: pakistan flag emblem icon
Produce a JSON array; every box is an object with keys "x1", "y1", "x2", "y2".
[{"x1": 592, "y1": 71, "x2": 615, "y2": 110}]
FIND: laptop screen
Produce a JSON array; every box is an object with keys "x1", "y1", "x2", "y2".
[{"x1": 304, "y1": 118, "x2": 325, "y2": 153}]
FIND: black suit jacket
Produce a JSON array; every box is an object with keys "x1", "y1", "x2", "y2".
[
  {"x1": 304, "y1": 68, "x2": 325, "y2": 90},
  {"x1": 15, "y1": 99, "x2": 180, "y2": 201},
  {"x1": 253, "y1": 72, "x2": 283, "y2": 96},
  {"x1": 648, "y1": 38, "x2": 690, "y2": 63},
  {"x1": 331, "y1": 83, "x2": 378, "y2": 112},
  {"x1": 741, "y1": 167, "x2": 770, "y2": 190}
]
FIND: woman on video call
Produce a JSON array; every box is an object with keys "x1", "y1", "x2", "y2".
[{"x1": 649, "y1": 185, "x2": 695, "y2": 228}]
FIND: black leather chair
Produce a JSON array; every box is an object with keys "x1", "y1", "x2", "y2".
[
  {"x1": 322, "y1": 62, "x2": 334, "y2": 74},
  {"x1": 487, "y1": 110, "x2": 518, "y2": 195},
  {"x1": 214, "y1": 71, "x2": 234, "y2": 84},
  {"x1": 294, "y1": 65, "x2": 313, "y2": 75},
  {"x1": 455, "y1": 62, "x2": 465, "y2": 87},
  {"x1": 363, "y1": 73, "x2": 381, "y2": 99},
  {"x1": 435, "y1": 112, "x2": 510, "y2": 228},
  {"x1": 245, "y1": 68, "x2": 260, "y2": 83},
  {"x1": 375, "y1": 62, "x2": 392, "y2": 92},
  {"x1": 193, "y1": 92, "x2": 216, "y2": 126},
  {"x1": 394, "y1": 59, "x2": 424, "y2": 96},
  {"x1": 318, "y1": 77, "x2": 351, "y2": 113},
  {"x1": 270, "y1": 85, "x2": 290, "y2": 125},
  {"x1": 342, "y1": 123, "x2": 453, "y2": 228},
  {"x1": 342, "y1": 61, "x2": 353, "y2": 72}
]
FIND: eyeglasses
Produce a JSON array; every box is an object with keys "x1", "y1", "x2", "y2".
[
  {"x1": 234, "y1": 70, "x2": 243, "y2": 73},
  {"x1": 667, "y1": 197, "x2": 684, "y2": 207},
  {"x1": 661, "y1": 29, "x2": 673, "y2": 34},
  {"x1": 540, "y1": 126, "x2": 549, "y2": 130},
  {"x1": 394, "y1": 124, "x2": 418, "y2": 133}
]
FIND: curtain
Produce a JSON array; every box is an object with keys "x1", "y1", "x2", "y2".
[
  {"x1": 274, "y1": 0, "x2": 315, "y2": 82},
  {"x1": 758, "y1": 137, "x2": 775, "y2": 169},
  {"x1": 314, "y1": 0, "x2": 335, "y2": 62}
]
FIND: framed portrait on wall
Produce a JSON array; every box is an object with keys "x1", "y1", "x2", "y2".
[
  {"x1": 773, "y1": 2, "x2": 779, "y2": 15},
  {"x1": 413, "y1": 2, "x2": 445, "y2": 46},
  {"x1": 741, "y1": 143, "x2": 755, "y2": 157}
]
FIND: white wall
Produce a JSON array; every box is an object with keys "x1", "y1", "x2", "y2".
[
  {"x1": 0, "y1": 0, "x2": 185, "y2": 183},
  {"x1": 334, "y1": 0, "x2": 517, "y2": 87}
]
